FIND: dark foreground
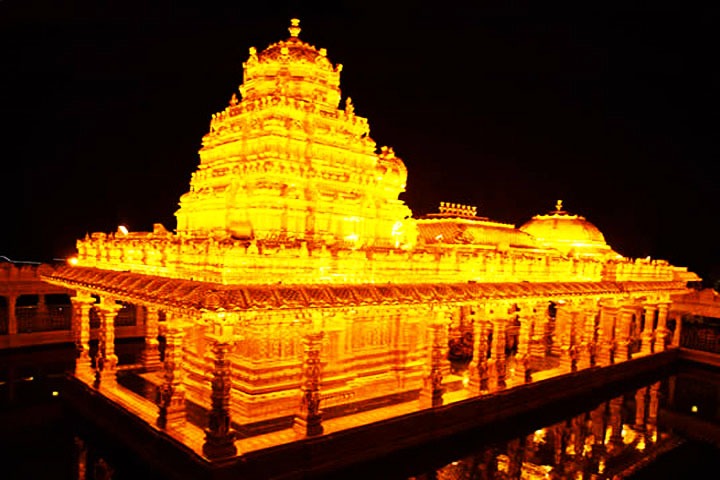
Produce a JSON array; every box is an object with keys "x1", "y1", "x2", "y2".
[{"x1": 2, "y1": 343, "x2": 720, "y2": 479}]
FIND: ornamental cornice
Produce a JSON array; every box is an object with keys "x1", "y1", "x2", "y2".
[{"x1": 40, "y1": 266, "x2": 690, "y2": 314}]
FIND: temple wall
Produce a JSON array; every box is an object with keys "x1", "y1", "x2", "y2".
[
  {"x1": 181, "y1": 305, "x2": 429, "y2": 424},
  {"x1": 75, "y1": 234, "x2": 679, "y2": 285}
]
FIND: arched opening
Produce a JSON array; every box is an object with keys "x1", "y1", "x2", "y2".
[{"x1": 0, "y1": 296, "x2": 8, "y2": 335}]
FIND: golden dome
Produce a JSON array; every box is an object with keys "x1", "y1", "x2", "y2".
[
  {"x1": 256, "y1": 19, "x2": 331, "y2": 66},
  {"x1": 240, "y1": 19, "x2": 343, "y2": 108},
  {"x1": 519, "y1": 200, "x2": 617, "y2": 257}
]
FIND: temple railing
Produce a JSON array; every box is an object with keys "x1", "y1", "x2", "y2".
[
  {"x1": 681, "y1": 316, "x2": 720, "y2": 355},
  {"x1": 16, "y1": 305, "x2": 72, "y2": 333}
]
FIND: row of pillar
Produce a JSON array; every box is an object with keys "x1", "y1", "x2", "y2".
[
  {"x1": 432, "y1": 381, "x2": 662, "y2": 479},
  {"x1": 428, "y1": 298, "x2": 676, "y2": 408},
  {"x1": 70, "y1": 295, "x2": 239, "y2": 459},
  {"x1": 67, "y1": 293, "x2": 678, "y2": 461}
]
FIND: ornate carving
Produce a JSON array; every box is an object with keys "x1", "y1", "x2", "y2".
[
  {"x1": 293, "y1": 331, "x2": 324, "y2": 437},
  {"x1": 203, "y1": 339, "x2": 237, "y2": 459}
]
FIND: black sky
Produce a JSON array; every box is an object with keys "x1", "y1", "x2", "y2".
[{"x1": 1, "y1": 1, "x2": 718, "y2": 284}]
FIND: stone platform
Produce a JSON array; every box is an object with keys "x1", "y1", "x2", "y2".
[{"x1": 60, "y1": 349, "x2": 680, "y2": 480}]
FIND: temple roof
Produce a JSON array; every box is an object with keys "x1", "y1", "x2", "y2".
[
  {"x1": 256, "y1": 19, "x2": 331, "y2": 66},
  {"x1": 238, "y1": 18, "x2": 343, "y2": 107},
  {"x1": 519, "y1": 200, "x2": 618, "y2": 257},
  {"x1": 43, "y1": 266, "x2": 688, "y2": 313},
  {"x1": 417, "y1": 203, "x2": 539, "y2": 249}
]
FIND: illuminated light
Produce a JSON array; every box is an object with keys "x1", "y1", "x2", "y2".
[
  {"x1": 598, "y1": 460, "x2": 606, "y2": 474},
  {"x1": 462, "y1": 373, "x2": 470, "y2": 388},
  {"x1": 23, "y1": 376, "x2": 34, "y2": 382},
  {"x1": 344, "y1": 233, "x2": 359, "y2": 243},
  {"x1": 691, "y1": 405, "x2": 698, "y2": 413},
  {"x1": 67, "y1": 256, "x2": 79, "y2": 266},
  {"x1": 636, "y1": 437, "x2": 646, "y2": 451},
  {"x1": 118, "y1": 225, "x2": 129, "y2": 235},
  {"x1": 52, "y1": 391, "x2": 59, "y2": 397},
  {"x1": 533, "y1": 428, "x2": 547, "y2": 444}
]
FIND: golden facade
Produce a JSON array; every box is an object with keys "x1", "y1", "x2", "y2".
[{"x1": 42, "y1": 20, "x2": 699, "y2": 461}]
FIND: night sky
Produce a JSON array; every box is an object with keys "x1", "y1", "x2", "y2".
[{"x1": 1, "y1": 2, "x2": 718, "y2": 284}]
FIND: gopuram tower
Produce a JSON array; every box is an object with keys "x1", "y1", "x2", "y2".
[{"x1": 176, "y1": 19, "x2": 414, "y2": 250}]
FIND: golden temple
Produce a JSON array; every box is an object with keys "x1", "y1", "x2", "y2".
[{"x1": 41, "y1": 19, "x2": 699, "y2": 464}]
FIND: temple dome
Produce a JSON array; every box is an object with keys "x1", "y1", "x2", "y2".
[
  {"x1": 239, "y1": 19, "x2": 343, "y2": 108},
  {"x1": 257, "y1": 21, "x2": 331, "y2": 67},
  {"x1": 519, "y1": 201, "x2": 619, "y2": 257}
]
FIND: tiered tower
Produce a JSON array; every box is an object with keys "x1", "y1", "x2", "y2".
[{"x1": 175, "y1": 19, "x2": 414, "y2": 249}]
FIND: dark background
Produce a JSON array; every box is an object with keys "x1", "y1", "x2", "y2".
[{"x1": 1, "y1": 1, "x2": 717, "y2": 285}]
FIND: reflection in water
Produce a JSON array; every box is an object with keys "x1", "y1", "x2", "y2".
[{"x1": 411, "y1": 379, "x2": 681, "y2": 480}]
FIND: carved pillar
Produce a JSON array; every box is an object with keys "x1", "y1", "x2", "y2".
[
  {"x1": 489, "y1": 315, "x2": 507, "y2": 391},
  {"x1": 655, "y1": 302, "x2": 670, "y2": 351},
  {"x1": 70, "y1": 295, "x2": 96, "y2": 381},
  {"x1": 468, "y1": 310, "x2": 489, "y2": 395},
  {"x1": 550, "y1": 304, "x2": 563, "y2": 358},
  {"x1": 641, "y1": 305, "x2": 657, "y2": 354},
  {"x1": 140, "y1": 307, "x2": 162, "y2": 369},
  {"x1": 578, "y1": 308, "x2": 596, "y2": 370},
  {"x1": 293, "y1": 330, "x2": 324, "y2": 437},
  {"x1": 571, "y1": 413, "x2": 585, "y2": 459},
  {"x1": 647, "y1": 382, "x2": 660, "y2": 443},
  {"x1": 157, "y1": 324, "x2": 187, "y2": 429},
  {"x1": 7, "y1": 294, "x2": 17, "y2": 335},
  {"x1": 634, "y1": 387, "x2": 647, "y2": 432},
  {"x1": 420, "y1": 310, "x2": 450, "y2": 408},
  {"x1": 95, "y1": 300, "x2": 122, "y2": 389},
  {"x1": 516, "y1": 311, "x2": 533, "y2": 383},
  {"x1": 608, "y1": 396, "x2": 624, "y2": 451},
  {"x1": 556, "y1": 304, "x2": 575, "y2": 373},
  {"x1": 530, "y1": 308, "x2": 548, "y2": 369},
  {"x1": 551, "y1": 422, "x2": 568, "y2": 471},
  {"x1": 590, "y1": 403, "x2": 606, "y2": 458},
  {"x1": 597, "y1": 304, "x2": 617, "y2": 366},
  {"x1": 506, "y1": 438, "x2": 524, "y2": 479},
  {"x1": 615, "y1": 306, "x2": 634, "y2": 362},
  {"x1": 202, "y1": 331, "x2": 237, "y2": 459}
]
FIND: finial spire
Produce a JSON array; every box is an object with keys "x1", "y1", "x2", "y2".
[
  {"x1": 555, "y1": 199, "x2": 563, "y2": 211},
  {"x1": 289, "y1": 18, "x2": 301, "y2": 38}
]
